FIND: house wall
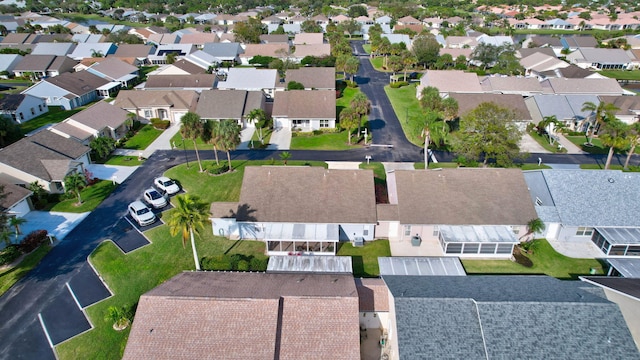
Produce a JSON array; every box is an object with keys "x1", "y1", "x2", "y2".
[
  {"x1": 359, "y1": 312, "x2": 390, "y2": 330},
  {"x1": 211, "y1": 217, "x2": 239, "y2": 238},
  {"x1": 7, "y1": 197, "x2": 32, "y2": 217},
  {"x1": 274, "y1": 117, "x2": 336, "y2": 130},
  {"x1": 14, "y1": 95, "x2": 48, "y2": 123},
  {"x1": 556, "y1": 224, "x2": 594, "y2": 242},
  {"x1": 340, "y1": 223, "x2": 375, "y2": 241},
  {"x1": 388, "y1": 292, "x2": 399, "y2": 360}
]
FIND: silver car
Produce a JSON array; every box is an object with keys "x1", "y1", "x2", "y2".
[
  {"x1": 143, "y1": 188, "x2": 168, "y2": 209},
  {"x1": 154, "y1": 177, "x2": 180, "y2": 195},
  {"x1": 128, "y1": 200, "x2": 156, "y2": 226}
]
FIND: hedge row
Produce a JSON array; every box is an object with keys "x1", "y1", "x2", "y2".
[{"x1": 200, "y1": 254, "x2": 269, "y2": 272}]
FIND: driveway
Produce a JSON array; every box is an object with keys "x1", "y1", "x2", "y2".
[
  {"x1": 18, "y1": 211, "x2": 90, "y2": 242},
  {"x1": 86, "y1": 164, "x2": 138, "y2": 184},
  {"x1": 267, "y1": 128, "x2": 291, "y2": 150}
]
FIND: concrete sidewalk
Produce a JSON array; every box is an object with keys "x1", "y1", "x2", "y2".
[{"x1": 556, "y1": 134, "x2": 586, "y2": 154}]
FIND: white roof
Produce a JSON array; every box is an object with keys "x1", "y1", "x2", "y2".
[{"x1": 217, "y1": 68, "x2": 277, "y2": 90}]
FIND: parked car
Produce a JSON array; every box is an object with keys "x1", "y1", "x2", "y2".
[
  {"x1": 154, "y1": 176, "x2": 180, "y2": 195},
  {"x1": 128, "y1": 200, "x2": 156, "y2": 227},
  {"x1": 143, "y1": 188, "x2": 168, "y2": 209}
]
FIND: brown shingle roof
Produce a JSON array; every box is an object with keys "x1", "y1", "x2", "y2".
[
  {"x1": 293, "y1": 44, "x2": 331, "y2": 58},
  {"x1": 0, "y1": 180, "x2": 32, "y2": 211},
  {"x1": 87, "y1": 57, "x2": 138, "y2": 79},
  {"x1": 376, "y1": 204, "x2": 399, "y2": 221},
  {"x1": 355, "y1": 278, "x2": 389, "y2": 312},
  {"x1": 123, "y1": 272, "x2": 359, "y2": 360},
  {"x1": 170, "y1": 59, "x2": 207, "y2": 74},
  {"x1": 272, "y1": 90, "x2": 335, "y2": 119},
  {"x1": 145, "y1": 74, "x2": 216, "y2": 89},
  {"x1": 67, "y1": 101, "x2": 129, "y2": 131},
  {"x1": 195, "y1": 89, "x2": 264, "y2": 119},
  {"x1": 13, "y1": 54, "x2": 55, "y2": 72},
  {"x1": 51, "y1": 122, "x2": 93, "y2": 141},
  {"x1": 448, "y1": 93, "x2": 532, "y2": 121},
  {"x1": 179, "y1": 32, "x2": 219, "y2": 45},
  {"x1": 114, "y1": 90, "x2": 199, "y2": 111},
  {"x1": 44, "y1": 71, "x2": 109, "y2": 96},
  {"x1": 0, "y1": 130, "x2": 88, "y2": 181},
  {"x1": 283, "y1": 67, "x2": 336, "y2": 89},
  {"x1": 235, "y1": 166, "x2": 376, "y2": 223},
  {"x1": 242, "y1": 43, "x2": 289, "y2": 58},
  {"x1": 113, "y1": 44, "x2": 155, "y2": 58},
  {"x1": 390, "y1": 169, "x2": 537, "y2": 225}
]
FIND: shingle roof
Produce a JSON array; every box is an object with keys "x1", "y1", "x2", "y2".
[
  {"x1": 582, "y1": 277, "x2": 640, "y2": 300},
  {"x1": 44, "y1": 71, "x2": 109, "y2": 95},
  {"x1": 123, "y1": 272, "x2": 359, "y2": 360},
  {"x1": 30, "y1": 42, "x2": 76, "y2": 56},
  {"x1": 241, "y1": 43, "x2": 289, "y2": 58},
  {"x1": 293, "y1": 32, "x2": 323, "y2": 45},
  {"x1": 420, "y1": 70, "x2": 483, "y2": 93},
  {"x1": 355, "y1": 278, "x2": 389, "y2": 312},
  {"x1": 113, "y1": 44, "x2": 155, "y2": 58},
  {"x1": 195, "y1": 89, "x2": 263, "y2": 119},
  {"x1": 145, "y1": 74, "x2": 216, "y2": 89},
  {"x1": 449, "y1": 93, "x2": 532, "y2": 120},
  {"x1": 573, "y1": 48, "x2": 633, "y2": 64},
  {"x1": 524, "y1": 169, "x2": 640, "y2": 227},
  {"x1": 479, "y1": 76, "x2": 543, "y2": 93},
  {"x1": 389, "y1": 169, "x2": 537, "y2": 225},
  {"x1": 272, "y1": 90, "x2": 336, "y2": 119},
  {"x1": 259, "y1": 34, "x2": 289, "y2": 43},
  {"x1": 540, "y1": 77, "x2": 624, "y2": 95},
  {"x1": 51, "y1": 121, "x2": 93, "y2": 141},
  {"x1": 0, "y1": 130, "x2": 88, "y2": 181},
  {"x1": 0, "y1": 94, "x2": 25, "y2": 111},
  {"x1": 599, "y1": 95, "x2": 640, "y2": 117},
  {"x1": 282, "y1": 68, "x2": 335, "y2": 89},
  {"x1": 87, "y1": 57, "x2": 138, "y2": 79},
  {"x1": 201, "y1": 42, "x2": 243, "y2": 58},
  {"x1": 67, "y1": 101, "x2": 129, "y2": 131},
  {"x1": 169, "y1": 59, "x2": 207, "y2": 74},
  {"x1": 0, "y1": 180, "x2": 32, "y2": 211},
  {"x1": 384, "y1": 275, "x2": 639, "y2": 359},
  {"x1": 216, "y1": 68, "x2": 278, "y2": 90},
  {"x1": 114, "y1": 90, "x2": 199, "y2": 111},
  {"x1": 234, "y1": 166, "x2": 376, "y2": 223},
  {"x1": 13, "y1": 54, "x2": 56, "y2": 71},
  {"x1": 292, "y1": 44, "x2": 331, "y2": 58}
]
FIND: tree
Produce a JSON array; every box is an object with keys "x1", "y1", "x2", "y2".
[
  {"x1": 167, "y1": 194, "x2": 210, "y2": 271},
  {"x1": 165, "y1": 52, "x2": 177, "y2": 64},
  {"x1": 581, "y1": 101, "x2": 619, "y2": 145},
  {"x1": 301, "y1": 20, "x2": 322, "y2": 33},
  {"x1": 335, "y1": 54, "x2": 349, "y2": 78},
  {"x1": 419, "y1": 86, "x2": 442, "y2": 113},
  {"x1": 218, "y1": 119, "x2": 241, "y2": 171},
  {"x1": 339, "y1": 19, "x2": 361, "y2": 38},
  {"x1": 8, "y1": 216, "x2": 26, "y2": 240},
  {"x1": 246, "y1": 109, "x2": 270, "y2": 144},
  {"x1": 64, "y1": 172, "x2": 87, "y2": 205},
  {"x1": 350, "y1": 92, "x2": 370, "y2": 139},
  {"x1": 624, "y1": 122, "x2": 640, "y2": 170},
  {"x1": 339, "y1": 108, "x2": 360, "y2": 145},
  {"x1": 344, "y1": 56, "x2": 360, "y2": 82},
  {"x1": 421, "y1": 111, "x2": 449, "y2": 168},
  {"x1": 387, "y1": 55, "x2": 403, "y2": 75},
  {"x1": 90, "y1": 49, "x2": 104, "y2": 58},
  {"x1": 180, "y1": 112, "x2": 204, "y2": 172},
  {"x1": 287, "y1": 81, "x2": 305, "y2": 90},
  {"x1": 441, "y1": 97, "x2": 459, "y2": 131},
  {"x1": 279, "y1": 151, "x2": 292, "y2": 165},
  {"x1": 537, "y1": 115, "x2": 561, "y2": 145},
  {"x1": 400, "y1": 50, "x2": 417, "y2": 80},
  {"x1": 412, "y1": 34, "x2": 440, "y2": 68},
  {"x1": 204, "y1": 120, "x2": 221, "y2": 165},
  {"x1": 471, "y1": 43, "x2": 503, "y2": 70},
  {"x1": 599, "y1": 117, "x2": 629, "y2": 170},
  {"x1": 449, "y1": 102, "x2": 523, "y2": 167},
  {"x1": 28, "y1": 181, "x2": 46, "y2": 204},
  {"x1": 522, "y1": 218, "x2": 545, "y2": 240},
  {"x1": 347, "y1": 5, "x2": 367, "y2": 18},
  {"x1": 89, "y1": 136, "x2": 116, "y2": 160},
  {"x1": 234, "y1": 18, "x2": 266, "y2": 44}
]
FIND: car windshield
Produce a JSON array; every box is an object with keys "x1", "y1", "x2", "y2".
[
  {"x1": 136, "y1": 208, "x2": 150, "y2": 215},
  {"x1": 163, "y1": 180, "x2": 175, "y2": 187},
  {"x1": 148, "y1": 191, "x2": 162, "y2": 200}
]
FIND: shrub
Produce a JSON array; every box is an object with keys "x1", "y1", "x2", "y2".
[
  {"x1": 201, "y1": 255, "x2": 231, "y2": 271},
  {"x1": 312, "y1": 129, "x2": 323, "y2": 135},
  {"x1": 207, "y1": 163, "x2": 229, "y2": 175},
  {"x1": 150, "y1": 118, "x2": 170, "y2": 129},
  {"x1": 0, "y1": 245, "x2": 22, "y2": 266},
  {"x1": 237, "y1": 260, "x2": 250, "y2": 271},
  {"x1": 249, "y1": 256, "x2": 269, "y2": 271},
  {"x1": 345, "y1": 80, "x2": 358, "y2": 88},
  {"x1": 19, "y1": 230, "x2": 48, "y2": 253},
  {"x1": 513, "y1": 247, "x2": 534, "y2": 268},
  {"x1": 566, "y1": 131, "x2": 586, "y2": 136},
  {"x1": 390, "y1": 81, "x2": 409, "y2": 88}
]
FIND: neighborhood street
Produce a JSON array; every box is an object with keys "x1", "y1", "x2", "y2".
[{"x1": 0, "y1": 42, "x2": 639, "y2": 359}]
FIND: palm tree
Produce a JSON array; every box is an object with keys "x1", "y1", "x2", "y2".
[
  {"x1": 218, "y1": 119, "x2": 241, "y2": 171},
  {"x1": 624, "y1": 122, "x2": 640, "y2": 170},
  {"x1": 279, "y1": 151, "x2": 292, "y2": 165},
  {"x1": 581, "y1": 101, "x2": 619, "y2": 145},
  {"x1": 350, "y1": 92, "x2": 370, "y2": 140},
  {"x1": 64, "y1": 172, "x2": 86, "y2": 205},
  {"x1": 204, "y1": 120, "x2": 221, "y2": 165},
  {"x1": 180, "y1": 112, "x2": 204, "y2": 172},
  {"x1": 339, "y1": 108, "x2": 360, "y2": 145},
  {"x1": 168, "y1": 194, "x2": 210, "y2": 271},
  {"x1": 8, "y1": 217, "x2": 27, "y2": 240},
  {"x1": 422, "y1": 113, "x2": 448, "y2": 169},
  {"x1": 599, "y1": 118, "x2": 629, "y2": 170},
  {"x1": 526, "y1": 218, "x2": 545, "y2": 236},
  {"x1": 538, "y1": 115, "x2": 560, "y2": 145},
  {"x1": 246, "y1": 109, "x2": 269, "y2": 144},
  {"x1": 441, "y1": 97, "x2": 458, "y2": 132},
  {"x1": 0, "y1": 228, "x2": 13, "y2": 246}
]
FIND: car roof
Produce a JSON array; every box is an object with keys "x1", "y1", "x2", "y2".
[
  {"x1": 144, "y1": 188, "x2": 160, "y2": 193},
  {"x1": 129, "y1": 200, "x2": 148, "y2": 209},
  {"x1": 156, "y1": 176, "x2": 171, "y2": 181}
]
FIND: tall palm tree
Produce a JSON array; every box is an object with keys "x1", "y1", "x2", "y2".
[
  {"x1": 205, "y1": 120, "x2": 221, "y2": 165},
  {"x1": 599, "y1": 118, "x2": 629, "y2": 170},
  {"x1": 167, "y1": 194, "x2": 210, "y2": 271},
  {"x1": 350, "y1": 92, "x2": 370, "y2": 140},
  {"x1": 9, "y1": 217, "x2": 27, "y2": 240},
  {"x1": 180, "y1": 112, "x2": 204, "y2": 172},
  {"x1": 441, "y1": 97, "x2": 458, "y2": 132},
  {"x1": 624, "y1": 122, "x2": 640, "y2": 170},
  {"x1": 246, "y1": 109, "x2": 269, "y2": 144},
  {"x1": 218, "y1": 120, "x2": 241, "y2": 171},
  {"x1": 581, "y1": 101, "x2": 619, "y2": 145},
  {"x1": 64, "y1": 172, "x2": 86, "y2": 205},
  {"x1": 538, "y1": 115, "x2": 560, "y2": 145},
  {"x1": 339, "y1": 108, "x2": 360, "y2": 145}
]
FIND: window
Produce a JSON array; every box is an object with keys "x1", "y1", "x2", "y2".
[
  {"x1": 609, "y1": 245, "x2": 627, "y2": 256},
  {"x1": 292, "y1": 119, "x2": 310, "y2": 127},
  {"x1": 38, "y1": 104, "x2": 43, "y2": 112},
  {"x1": 445, "y1": 243, "x2": 462, "y2": 254},
  {"x1": 576, "y1": 227, "x2": 594, "y2": 236},
  {"x1": 18, "y1": 112, "x2": 23, "y2": 120},
  {"x1": 320, "y1": 119, "x2": 329, "y2": 128},
  {"x1": 157, "y1": 109, "x2": 168, "y2": 119},
  {"x1": 480, "y1": 243, "x2": 497, "y2": 254},
  {"x1": 433, "y1": 226, "x2": 439, "y2": 237},
  {"x1": 30, "y1": 107, "x2": 35, "y2": 115},
  {"x1": 496, "y1": 244, "x2": 513, "y2": 254},
  {"x1": 404, "y1": 225, "x2": 411, "y2": 236},
  {"x1": 363, "y1": 229, "x2": 368, "y2": 236},
  {"x1": 144, "y1": 109, "x2": 152, "y2": 118},
  {"x1": 462, "y1": 243, "x2": 479, "y2": 254}
]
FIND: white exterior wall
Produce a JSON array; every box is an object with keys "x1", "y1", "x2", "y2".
[
  {"x1": 211, "y1": 217, "x2": 239, "y2": 238},
  {"x1": 15, "y1": 95, "x2": 48, "y2": 123},
  {"x1": 359, "y1": 312, "x2": 389, "y2": 330},
  {"x1": 543, "y1": 222, "x2": 561, "y2": 240},
  {"x1": 388, "y1": 292, "x2": 399, "y2": 360},
  {"x1": 340, "y1": 223, "x2": 375, "y2": 241},
  {"x1": 557, "y1": 224, "x2": 592, "y2": 242},
  {"x1": 7, "y1": 198, "x2": 32, "y2": 217}
]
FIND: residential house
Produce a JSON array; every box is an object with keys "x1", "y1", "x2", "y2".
[
  {"x1": 524, "y1": 169, "x2": 640, "y2": 257},
  {"x1": 280, "y1": 67, "x2": 336, "y2": 90},
  {"x1": 212, "y1": 14, "x2": 248, "y2": 26},
  {"x1": 538, "y1": 64, "x2": 599, "y2": 80},
  {"x1": 259, "y1": 34, "x2": 289, "y2": 44},
  {"x1": 71, "y1": 34, "x2": 104, "y2": 44},
  {"x1": 525, "y1": 94, "x2": 599, "y2": 131},
  {"x1": 123, "y1": 272, "x2": 360, "y2": 360},
  {"x1": 49, "y1": 101, "x2": 131, "y2": 144},
  {"x1": 383, "y1": 275, "x2": 639, "y2": 359},
  {"x1": 561, "y1": 35, "x2": 598, "y2": 52},
  {"x1": 0, "y1": 94, "x2": 48, "y2": 123},
  {"x1": 0, "y1": 33, "x2": 37, "y2": 45},
  {"x1": 148, "y1": 44, "x2": 196, "y2": 65},
  {"x1": 30, "y1": 42, "x2": 76, "y2": 57},
  {"x1": 378, "y1": 169, "x2": 538, "y2": 257},
  {"x1": 476, "y1": 34, "x2": 514, "y2": 47},
  {"x1": 520, "y1": 52, "x2": 570, "y2": 78},
  {"x1": 179, "y1": 32, "x2": 220, "y2": 48},
  {"x1": 448, "y1": 93, "x2": 532, "y2": 129},
  {"x1": 445, "y1": 35, "x2": 479, "y2": 49},
  {"x1": 396, "y1": 16, "x2": 421, "y2": 26},
  {"x1": 567, "y1": 48, "x2": 636, "y2": 70},
  {"x1": 68, "y1": 43, "x2": 118, "y2": 61},
  {"x1": 143, "y1": 74, "x2": 217, "y2": 92},
  {"x1": 331, "y1": 15, "x2": 351, "y2": 24},
  {"x1": 479, "y1": 75, "x2": 544, "y2": 96},
  {"x1": 382, "y1": 34, "x2": 411, "y2": 50},
  {"x1": 417, "y1": 70, "x2": 483, "y2": 97},
  {"x1": 0, "y1": 130, "x2": 90, "y2": 193},
  {"x1": 272, "y1": 90, "x2": 336, "y2": 130},
  {"x1": 85, "y1": 57, "x2": 139, "y2": 87},
  {"x1": 293, "y1": 33, "x2": 323, "y2": 45},
  {"x1": 210, "y1": 166, "x2": 376, "y2": 255},
  {"x1": 113, "y1": 89, "x2": 198, "y2": 124},
  {"x1": 201, "y1": 42, "x2": 244, "y2": 64},
  {"x1": 375, "y1": 15, "x2": 392, "y2": 25},
  {"x1": 217, "y1": 68, "x2": 278, "y2": 97},
  {"x1": 112, "y1": 44, "x2": 156, "y2": 65},
  {"x1": 181, "y1": 50, "x2": 221, "y2": 70},
  {"x1": 147, "y1": 33, "x2": 180, "y2": 46},
  {"x1": 240, "y1": 43, "x2": 290, "y2": 65},
  {"x1": 23, "y1": 71, "x2": 110, "y2": 110},
  {"x1": 524, "y1": 35, "x2": 565, "y2": 56},
  {"x1": 0, "y1": 54, "x2": 23, "y2": 78},
  {"x1": 355, "y1": 277, "x2": 389, "y2": 334},
  {"x1": 151, "y1": 59, "x2": 208, "y2": 75},
  {"x1": 540, "y1": 77, "x2": 625, "y2": 96},
  {"x1": 0, "y1": 180, "x2": 33, "y2": 218},
  {"x1": 599, "y1": 96, "x2": 640, "y2": 125},
  {"x1": 13, "y1": 55, "x2": 77, "y2": 79},
  {"x1": 195, "y1": 89, "x2": 266, "y2": 127},
  {"x1": 291, "y1": 44, "x2": 331, "y2": 62},
  {"x1": 267, "y1": 23, "x2": 301, "y2": 34}
]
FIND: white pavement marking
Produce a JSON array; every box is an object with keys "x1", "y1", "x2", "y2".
[
  {"x1": 65, "y1": 282, "x2": 83, "y2": 310},
  {"x1": 37, "y1": 313, "x2": 54, "y2": 349}
]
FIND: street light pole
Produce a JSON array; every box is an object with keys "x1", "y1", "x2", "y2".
[{"x1": 182, "y1": 137, "x2": 190, "y2": 168}]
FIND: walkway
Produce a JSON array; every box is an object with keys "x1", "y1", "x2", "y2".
[
  {"x1": 236, "y1": 127, "x2": 256, "y2": 150},
  {"x1": 520, "y1": 133, "x2": 550, "y2": 154},
  {"x1": 556, "y1": 134, "x2": 586, "y2": 154},
  {"x1": 267, "y1": 128, "x2": 292, "y2": 150},
  {"x1": 546, "y1": 237, "x2": 603, "y2": 258},
  {"x1": 18, "y1": 211, "x2": 90, "y2": 242},
  {"x1": 86, "y1": 164, "x2": 138, "y2": 184}
]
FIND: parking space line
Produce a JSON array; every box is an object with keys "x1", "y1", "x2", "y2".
[
  {"x1": 65, "y1": 282, "x2": 83, "y2": 310},
  {"x1": 37, "y1": 313, "x2": 54, "y2": 349}
]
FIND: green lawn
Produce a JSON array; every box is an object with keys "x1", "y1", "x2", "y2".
[
  {"x1": 290, "y1": 130, "x2": 357, "y2": 150},
  {"x1": 336, "y1": 85, "x2": 360, "y2": 117},
  {"x1": 170, "y1": 132, "x2": 212, "y2": 150},
  {"x1": 56, "y1": 223, "x2": 267, "y2": 360},
  {"x1": 57, "y1": 12, "x2": 144, "y2": 28},
  {"x1": 565, "y1": 136, "x2": 608, "y2": 154},
  {"x1": 528, "y1": 130, "x2": 567, "y2": 153},
  {"x1": 94, "y1": 155, "x2": 144, "y2": 166},
  {"x1": 370, "y1": 57, "x2": 385, "y2": 71},
  {"x1": 462, "y1": 239, "x2": 604, "y2": 280},
  {"x1": 20, "y1": 106, "x2": 85, "y2": 134},
  {"x1": 250, "y1": 127, "x2": 272, "y2": 148},
  {"x1": 600, "y1": 70, "x2": 640, "y2": 81},
  {"x1": 0, "y1": 245, "x2": 51, "y2": 296},
  {"x1": 520, "y1": 163, "x2": 552, "y2": 170},
  {"x1": 165, "y1": 160, "x2": 327, "y2": 204},
  {"x1": 384, "y1": 83, "x2": 424, "y2": 146},
  {"x1": 337, "y1": 240, "x2": 391, "y2": 277},
  {"x1": 121, "y1": 124, "x2": 163, "y2": 150},
  {"x1": 49, "y1": 181, "x2": 117, "y2": 213},
  {"x1": 362, "y1": 44, "x2": 371, "y2": 54}
]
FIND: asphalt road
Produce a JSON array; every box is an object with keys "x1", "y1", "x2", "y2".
[{"x1": 1, "y1": 45, "x2": 639, "y2": 359}]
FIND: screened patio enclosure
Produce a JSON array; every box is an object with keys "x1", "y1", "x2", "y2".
[
  {"x1": 438, "y1": 225, "x2": 518, "y2": 257},
  {"x1": 592, "y1": 227, "x2": 640, "y2": 257},
  {"x1": 265, "y1": 223, "x2": 339, "y2": 255}
]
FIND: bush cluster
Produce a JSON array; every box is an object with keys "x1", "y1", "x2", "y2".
[
  {"x1": 150, "y1": 118, "x2": 170, "y2": 129},
  {"x1": 389, "y1": 81, "x2": 409, "y2": 88},
  {"x1": 19, "y1": 230, "x2": 48, "y2": 253},
  {"x1": 200, "y1": 254, "x2": 268, "y2": 272},
  {"x1": 207, "y1": 163, "x2": 229, "y2": 175},
  {"x1": 0, "y1": 245, "x2": 21, "y2": 266}
]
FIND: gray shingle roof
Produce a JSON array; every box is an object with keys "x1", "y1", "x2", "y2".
[
  {"x1": 582, "y1": 276, "x2": 640, "y2": 300},
  {"x1": 44, "y1": 71, "x2": 109, "y2": 96},
  {"x1": 384, "y1": 275, "x2": 640, "y2": 360},
  {"x1": 283, "y1": 67, "x2": 336, "y2": 89},
  {"x1": 0, "y1": 94, "x2": 25, "y2": 111},
  {"x1": 145, "y1": 74, "x2": 216, "y2": 89},
  {"x1": 272, "y1": 90, "x2": 336, "y2": 119},
  {"x1": 196, "y1": 89, "x2": 264, "y2": 119},
  {"x1": 0, "y1": 180, "x2": 32, "y2": 211},
  {"x1": 524, "y1": 169, "x2": 640, "y2": 227}
]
